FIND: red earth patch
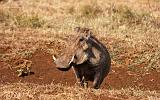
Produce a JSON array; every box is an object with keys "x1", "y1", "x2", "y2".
[{"x1": 0, "y1": 50, "x2": 160, "y2": 91}]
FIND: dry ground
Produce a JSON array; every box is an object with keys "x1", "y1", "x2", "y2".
[{"x1": 0, "y1": 0, "x2": 160, "y2": 100}]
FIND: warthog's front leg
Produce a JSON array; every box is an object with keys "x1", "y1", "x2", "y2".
[
  {"x1": 72, "y1": 67, "x2": 83, "y2": 86},
  {"x1": 81, "y1": 76, "x2": 88, "y2": 88},
  {"x1": 72, "y1": 67, "x2": 88, "y2": 88}
]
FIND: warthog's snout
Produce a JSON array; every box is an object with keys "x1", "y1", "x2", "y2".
[{"x1": 53, "y1": 55, "x2": 74, "y2": 71}]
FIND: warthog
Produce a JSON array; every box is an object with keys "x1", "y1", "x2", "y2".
[{"x1": 53, "y1": 27, "x2": 111, "y2": 89}]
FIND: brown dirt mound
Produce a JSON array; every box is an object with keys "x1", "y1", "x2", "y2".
[
  {"x1": 0, "y1": 50, "x2": 76, "y2": 86},
  {"x1": 0, "y1": 50, "x2": 160, "y2": 91}
]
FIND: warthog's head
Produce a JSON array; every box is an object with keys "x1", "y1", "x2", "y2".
[{"x1": 53, "y1": 27, "x2": 92, "y2": 71}]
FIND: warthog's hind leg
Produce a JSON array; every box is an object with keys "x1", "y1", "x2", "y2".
[{"x1": 93, "y1": 72, "x2": 104, "y2": 89}]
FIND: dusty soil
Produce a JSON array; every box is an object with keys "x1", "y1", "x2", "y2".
[{"x1": 0, "y1": 50, "x2": 160, "y2": 92}]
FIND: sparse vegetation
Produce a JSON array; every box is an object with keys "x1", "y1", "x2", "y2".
[
  {"x1": 110, "y1": 5, "x2": 150, "y2": 25},
  {"x1": 77, "y1": 3, "x2": 102, "y2": 18},
  {"x1": 0, "y1": 83, "x2": 160, "y2": 100},
  {"x1": 14, "y1": 14, "x2": 45, "y2": 28},
  {"x1": 0, "y1": 0, "x2": 160, "y2": 99},
  {"x1": 0, "y1": 9, "x2": 9, "y2": 23}
]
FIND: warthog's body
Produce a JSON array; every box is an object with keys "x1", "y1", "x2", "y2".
[{"x1": 53, "y1": 27, "x2": 111, "y2": 89}]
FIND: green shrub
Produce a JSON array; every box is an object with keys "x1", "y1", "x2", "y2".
[{"x1": 15, "y1": 14, "x2": 45, "y2": 28}]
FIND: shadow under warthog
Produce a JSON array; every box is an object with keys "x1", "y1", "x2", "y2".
[{"x1": 53, "y1": 27, "x2": 111, "y2": 89}]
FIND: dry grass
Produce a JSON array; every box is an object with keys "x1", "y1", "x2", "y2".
[
  {"x1": 0, "y1": 83, "x2": 160, "y2": 100},
  {"x1": 0, "y1": 0, "x2": 160, "y2": 99},
  {"x1": 0, "y1": 0, "x2": 159, "y2": 70}
]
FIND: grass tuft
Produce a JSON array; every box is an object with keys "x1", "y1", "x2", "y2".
[
  {"x1": 78, "y1": 4, "x2": 102, "y2": 18},
  {"x1": 109, "y1": 5, "x2": 152, "y2": 26},
  {"x1": 14, "y1": 14, "x2": 45, "y2": 28},
  {"x1": 0, "y1": 9, "x2": 12, "y2": 26}
]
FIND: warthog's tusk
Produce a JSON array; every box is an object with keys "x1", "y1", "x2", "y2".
[
  {"x1": 52, "y1": 55, "x2": 57, "y2": 61},
  {"x1": 69, "y1": 56, "x2": 74, "y2": 65}
]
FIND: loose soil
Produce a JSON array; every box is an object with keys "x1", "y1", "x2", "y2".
[{"x1": 0, "y1": 50, "x2": 160, "y2": 92}]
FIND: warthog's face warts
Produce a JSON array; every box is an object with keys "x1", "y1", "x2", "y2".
[{"x1": 53, "y1": 27, "x2": 92, "y2": 71}]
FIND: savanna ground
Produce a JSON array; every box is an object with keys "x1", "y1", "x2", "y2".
[{"x1": 0, "y1": 0, "x2": 160, "y2": 99}]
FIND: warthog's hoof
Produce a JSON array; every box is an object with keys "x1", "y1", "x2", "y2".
[
  {"x1": 75, "y1": 81, "x2": 88, "y2": 88},
  {"x1": 83, "y1": 82, "x2": 88, "y2": 89}
]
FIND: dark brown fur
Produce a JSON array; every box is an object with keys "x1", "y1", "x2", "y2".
[{"x1": 54, "y1": 27, "x2": 111, "y2": 89}]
